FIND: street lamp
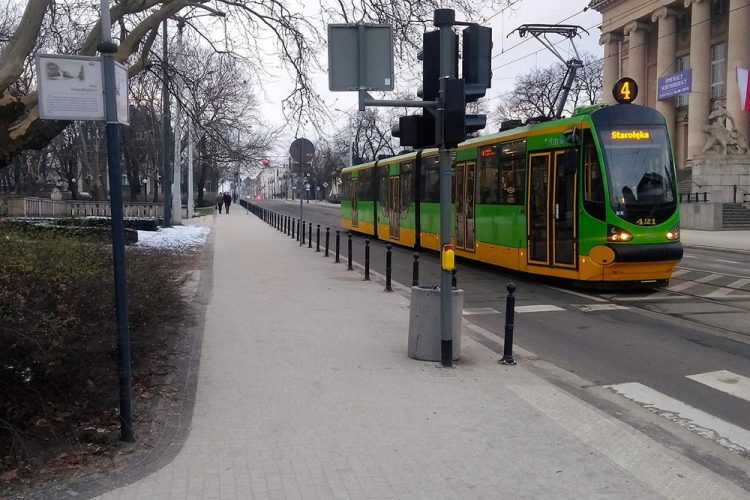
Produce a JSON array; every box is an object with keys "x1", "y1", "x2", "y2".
[{"x1": 142, "y1": 178, "x2": 148, "y2": 203}]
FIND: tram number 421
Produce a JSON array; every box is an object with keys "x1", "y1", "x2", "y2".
[{"x1": 635, "y1": 218, "x2": 657, "y2": 225}]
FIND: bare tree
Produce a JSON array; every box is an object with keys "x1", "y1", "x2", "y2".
[{"x1": 0, "y1": 0, "x2": 508, "y2": 173}]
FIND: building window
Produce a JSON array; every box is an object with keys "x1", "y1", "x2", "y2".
[
  {"x1": 710, "y1": 42, "x2": 726, "y2": 99},
  {"x1": 676, "y1": 10, "x2": 690, "y2": 34},
  {"x1": 676, "y1": 54, "x2": 689, "y2": 108},
  {"x1": 711, "y1": 0, "x2": 728, "y2": 19}
]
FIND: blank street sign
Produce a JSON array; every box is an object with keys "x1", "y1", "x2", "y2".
[{"x1": 328, "y1": 24, "x2": 394, "y2": 91}]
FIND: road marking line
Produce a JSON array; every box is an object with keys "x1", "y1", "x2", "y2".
[
  {"x1": 671, "y1": 269, "x2": 690, "y2": 277},
  {"x1": 695, "y1": 273, "x2": 724, "y2": 283},
  {"x1": 682, "y1": 255, "x2": 698, "y2": 259},
  {"x1": 606, "y1": 382, "x2": 750, "y2": 453},
  {"x1": 687, "y1": 370, "x2": 750, "y2": 403},
  {"x1": 510, "y1": 384, "x2": 746, "y2": 499},
  {"x1": 515, "y1": 305, "x2": 565, "y2": 313},
  {"x1": 549, "y1": 286, "x2": 608, "y2": 302},
  {"x1": 462, "y1": 307, "x2": 500, "y2": 315},
  {"x1": 666, "y1": 281, "x2": 699, "y2": 292},
  {"x1": 677, "y1": 266, "x2": 750, "y2": 280},
  {"x1": 571, "y1": 303, "x2": 629, "y2": 312},
  {"x1": 714, "y1": 259, "x2": 742, "y2": 264},
  {"x1": 616, "y1": 295, "x2": 688, "y2": 301},
  {"x1": 705, "y1": 278, "x2": 750, "y2": 298}
]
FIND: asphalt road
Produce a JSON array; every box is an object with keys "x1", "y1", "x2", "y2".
[{"x1": 248, "y1": 199, "x2": 750, "y2": 470}]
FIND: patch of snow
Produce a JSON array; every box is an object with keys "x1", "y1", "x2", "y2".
[{"x1": 135, "y1": 225, "x2": 210, "y2": 250}]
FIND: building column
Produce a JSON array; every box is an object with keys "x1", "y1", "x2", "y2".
[
  {"x1": 652, "y1": 7, "x2": 678, "y2": 143},
  {"x1": 686, "y1": 0, "x2": 711, "y2": 160},
  {"x1": 623, "y1": 21, "x2": 649, "y2": 104},
  {"x1": 599, "y1": 31, "x2": 623, "y2": 104},
  {"x1": 726, "y1": 0, "x2": 750, "y2": 144}
]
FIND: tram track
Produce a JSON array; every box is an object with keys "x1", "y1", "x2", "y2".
[{"x1": 597, "y1": 267, "x2": 750, "y2": 339}]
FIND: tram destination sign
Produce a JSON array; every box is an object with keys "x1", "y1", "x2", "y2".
[{"x1": 657, "y1": 69, "x2": 691, "y2": 100}]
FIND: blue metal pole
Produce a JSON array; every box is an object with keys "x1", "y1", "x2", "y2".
[{"x1": 99, "y1": 0, "x2": 133, "y2": 442}]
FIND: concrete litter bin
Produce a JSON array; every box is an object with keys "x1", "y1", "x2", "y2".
[{"x1": 408, "y1": 286, "x2": 464, "y2": 361}]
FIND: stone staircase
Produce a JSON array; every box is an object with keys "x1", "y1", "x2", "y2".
[{"x1": 722, "y1": 203, "x2": 750, "y2": 229}]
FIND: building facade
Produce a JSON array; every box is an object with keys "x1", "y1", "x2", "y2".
[{"x1": 591, "y1": 0, "x2": 749, "y2": 170}]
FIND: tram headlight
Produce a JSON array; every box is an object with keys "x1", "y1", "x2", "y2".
[
  {"x1": 607, "y1": 225, "x2": 633, "y2": 242},
  {"x1": 666, "y1": 225, "x2": 680, "y2": 240}
]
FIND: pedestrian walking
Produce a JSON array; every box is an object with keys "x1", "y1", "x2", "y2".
[
  {"x1": 216, "y1": 193, "x2": 223, "y2": 214},
  {"x1": 223, "y1": 191, "x2": 232, "y2": 214}
]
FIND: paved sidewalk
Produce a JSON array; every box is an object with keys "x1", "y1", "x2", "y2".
[
  {"x1": 96, "y1": 210, "x2": 747, "y2": 499},
  {"x1": 681, "y1": 229, "x2": 750, "y2": 252}
]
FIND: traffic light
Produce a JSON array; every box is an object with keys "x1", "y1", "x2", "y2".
[
  {"x1": 459, "y1": 24, "x2": 492, "y2": 140},
  {"x1": 462, "y1": 25, "x2": 492, "y2": 102},
  {"x1": 391, "y1": 113, "x2": 435, "y2": 148},
  {"x1": 392, "y1": 23, "x2": 491, "y2": 148}
]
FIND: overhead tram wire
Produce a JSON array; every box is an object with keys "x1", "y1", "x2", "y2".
[
  {"x1": 490, "y1": 1, "x2": 750, "y2": 86},
  {"x1": 490, "y1": 0, "x2": 676, "y2": 75}
]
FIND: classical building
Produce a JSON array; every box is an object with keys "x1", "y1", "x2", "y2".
[{"x1": 590, "y1": 0, "x2": 750, "y2": 229}]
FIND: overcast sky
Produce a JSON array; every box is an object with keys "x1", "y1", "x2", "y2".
[{"x1": 256, "y1": 0, "x2": 603, "y2": 164}]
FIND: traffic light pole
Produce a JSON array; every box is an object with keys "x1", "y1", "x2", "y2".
[
  {"x1": 354, "y1": 8, "x2": 489, "y2": 368},
  {"x1": 436, "y1": 10, "x2": 455, "y2": 368}
]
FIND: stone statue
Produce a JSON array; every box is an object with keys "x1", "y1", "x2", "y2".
[
  {"x1": 700, "y1": 103, "x2": 749, "y2": 155},
  {"x1": 50, "y1": 188, "x2": 63, "y2": 201}
]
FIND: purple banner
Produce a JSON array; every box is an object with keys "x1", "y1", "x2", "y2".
[{"x1": 658, "y1": 69, "x2": 692, "y2": 100}]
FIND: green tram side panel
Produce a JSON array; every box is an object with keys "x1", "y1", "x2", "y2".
[
  {"x1": 341, "y1": 200, "x2": 352, "y2": 220},
  {"x1": 356, "y1": 200, "x2": 376, "y2": 225},
  {"x1": 474, "y1": 205, "x2": 526, "y2": 249}
]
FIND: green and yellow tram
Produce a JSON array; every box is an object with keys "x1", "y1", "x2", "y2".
[{"x1": 340, "y1": 101, "x2": 683, "y2": 285}]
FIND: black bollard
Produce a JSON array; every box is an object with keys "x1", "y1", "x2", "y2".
[
  {"x1": 308, "y1": 222, "x2": 313, "y2": 249},
  {"x1": 325, "y1": 227, "x2": 330, "y2": 257},
  {"x1": 452, "y1": 269, "x2": 457, "y2": 289},
  {"x1": 347, "y1": 232, "x2": 353, "y2": 270},
  {"x1": 499, "y1": 283, "x2": 517, "y2": 366},
  {"x1": 385, "y1": 244, "x2": 392, "y2": 292},
  {"x1": 292, "y1": 218, "x2": 296, "y2": 239},
  {"x1": 316, "y1": 224, "x2": 321, "y2": 252},
  {"x1": 335, "y1": 230, "x2": 341, "y2": 263},
  {"x1": 301, "y1": 220, "x2": 305, "y2": 245},
  {"x1": 412, "y1": 252, "x2": 420, "y2": 287},
  {"x1": 364, "y1": 239, "x2": 371, "y2": 281}
]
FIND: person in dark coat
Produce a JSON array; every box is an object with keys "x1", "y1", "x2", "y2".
[
  {"x1": 223, "y1": 191, "x2": 232, "y2": 214},
  {"x1": 216, "y1": 193, "x2": 224, "y2": 213}
]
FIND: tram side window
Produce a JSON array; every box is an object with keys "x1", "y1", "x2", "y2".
[
  {"x1": 358, "y1": 169, "x2": 373, "y2": 201},
  {"x1": 401, "y1": 161, "x2": 414, "y2": 216},
  {"x1": 421, "y1": 156, "x2": 440, "y2": 202},
  {"x1": 582, "y1": 130, "x2": 605, "y2": 221},
  {"x1": 499, "y1": 139, "x2": 526, "y2": 205},
  {"x1": 378, "y1": 166, "x2": 388, "y2": 213},
  {"x1": 479, "y1": 140, "x2": 526, "y2": 204},
  {"x1": 478, "y1": 146, "x2": 500, "y2": 204},
  {"x1": 342, "y1": 173, "x2": 352, "y2": 199}
]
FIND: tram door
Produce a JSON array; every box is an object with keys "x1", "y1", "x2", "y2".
[
  {"x1": 455, "y1": 161, "x2": 476, "y2": 251},
  {"x1": 552, "y1": 150, "x2": 577, "y2": 266},
  {"x1": 527, "y1": 150, "x2": 577, "y2": 266},
  {"x1": 388, "y1": 175, "x2": 400, "y2": 239},
  {"x1": 351, "y1": 178, "x2": 359, "y2": 227}
]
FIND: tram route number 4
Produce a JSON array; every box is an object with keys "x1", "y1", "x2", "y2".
[{"x1": 614, "y1": 77, "x2": 638, "y2": 104}]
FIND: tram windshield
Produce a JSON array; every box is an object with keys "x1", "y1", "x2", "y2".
[{"x1": 597, "y1": 126, "x2": 677, "y2": 225}]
